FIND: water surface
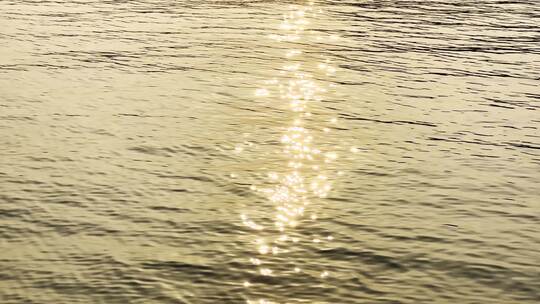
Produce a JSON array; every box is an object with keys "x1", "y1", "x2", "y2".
[{"x1": 0, "y1": 0, "x2": 539, "y2": 303}]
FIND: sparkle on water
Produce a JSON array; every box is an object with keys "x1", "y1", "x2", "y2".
[
  {"x1": 2, "y1": 0, "x2": 538, "y2": 303},
  {"x1": 237, "y1": 2, "x2": 340, "y2": 303}
]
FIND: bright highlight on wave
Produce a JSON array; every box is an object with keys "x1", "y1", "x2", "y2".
[{"x1": 236, "y1": 1, "x2": 342, "y2": 303}]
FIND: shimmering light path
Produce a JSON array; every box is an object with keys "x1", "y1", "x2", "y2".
[{"x1": 240, "y1": 2, "x2": 342, "y2": 303}]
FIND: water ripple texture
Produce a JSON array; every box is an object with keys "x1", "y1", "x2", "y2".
[{"x1": 0, "y1": 0, "x2": 539, "y2": 303}]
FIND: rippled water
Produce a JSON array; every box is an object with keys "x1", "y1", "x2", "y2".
[{"x1": 1, "y1": 0, "x2": 539, "y2": 303}]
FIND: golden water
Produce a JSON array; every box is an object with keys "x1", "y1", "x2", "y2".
[{"x1": 0, "y1": 0, "x2": 539, "y2": 303}]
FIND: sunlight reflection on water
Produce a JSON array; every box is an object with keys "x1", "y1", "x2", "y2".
[
  {"x1": 2, "y1": 0, "x2": 538, "y2": 302},
  {"x1": 240, "y1": 2, "x2": 341, "y2": 303}
]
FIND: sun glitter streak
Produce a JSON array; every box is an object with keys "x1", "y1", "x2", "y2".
[{"x1": 242, "y1": 2, "x2": 337, "y2": 303}]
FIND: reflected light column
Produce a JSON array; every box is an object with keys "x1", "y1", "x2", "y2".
[{"x1": 241, "y1": 2, "x2": 339, "y2": 303}]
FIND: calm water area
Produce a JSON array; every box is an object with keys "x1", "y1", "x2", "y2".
[{"x1": 0, "y1": 0, "x2": 539, "y2": 303}]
